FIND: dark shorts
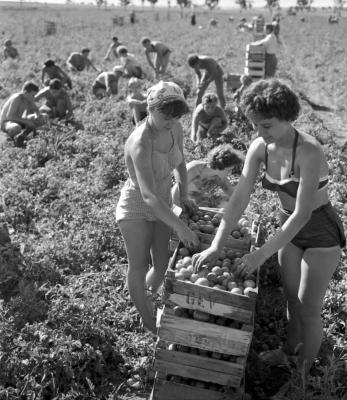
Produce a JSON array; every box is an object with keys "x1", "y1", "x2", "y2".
[
  {"x1": 265, "y1": 54, "x2": 278, "y2": 77},
  {"x1": 279, "y1": 202, "x2": 346, "y2": 250}
]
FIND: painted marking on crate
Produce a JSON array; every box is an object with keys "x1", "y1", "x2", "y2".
[
  {"x1": 167, "y1": 293, "x2": 253, "y2": 324},
  {"x1": 158, "y1": 314, "x2": 252, "y2": 356}
]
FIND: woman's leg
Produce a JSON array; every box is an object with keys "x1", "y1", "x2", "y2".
[
  {"x1": 118, "y1": 219, "x2": 156, "y2": 333},
  {"x1": 278, "y1": 242, "x2": 304, "y2": 354},
  {"x1": 298, "y1": 246, "x2": 340, "y2": 372},
  {"x1": 147, "y1": 219, "x2": 171, "y2": 293}
]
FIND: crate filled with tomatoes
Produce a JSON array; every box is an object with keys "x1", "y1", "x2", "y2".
[{"x1": 150, "y1": 208, "x2": 261, "y2": 400}]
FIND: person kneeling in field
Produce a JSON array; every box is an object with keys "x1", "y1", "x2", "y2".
[
  {"x1": 140, "y1": 37, "x2": 171, "y2": 78},
  {"x1": 172, "y1": 144, "x2": 244, "y2": 208},
  {"x1": 41, "y1": 59, "x2": 72, "y2": 89},
  {"x1": 3, "y1": 39, "x2": 19, "y2": 60},
  {"x1": 66, "y1": 48, "x2": 98, "y2": 72},
  {"x1": 116, "y1": 81, "x2": 199, "y2": 334},
  {"x1": 0, "y1": 81, "x2": 45, "y2": 147},
  {"x1": 126, "y1": 77, "x2": 148, "y2": 125},
  {"x1": 116, "y1": 45, "x2": 144, "y2": 79},
  {"x1": 192, "y1": 79, "x2": 346, "y2": 389},
  {"x1": 191, "y1": 93, "x2": 227, "y2": 144},
  {"x1": 92, "y1": 67, "x2": 123, "y2": 99},
  {"x1": 35, "y1": 79, "x2": 73, "y2": 122}
]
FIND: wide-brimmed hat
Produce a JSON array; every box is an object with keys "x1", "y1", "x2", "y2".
[{"x1": 146, "y1": 81, "x2": 186, "y2": 108}]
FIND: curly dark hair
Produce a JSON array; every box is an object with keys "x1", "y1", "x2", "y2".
[
  {"x1": 207, "y1": 144, "x2": 245, "y2": 170},
  {"x1": 187, "y1": 54, "x2": 199, "y2": 67},
  {"x1": 149, "y1": 99, "x2": 189, "y2": 119},
  {"x1": 240, "y1": 79, "x2": 301, "y2": 122},
  {"x1": 49, "y1": 78, "x2": 62, "y2": 90},
  {"x1": 22, "y1": 81, "x2": 39, "y2": 93}
]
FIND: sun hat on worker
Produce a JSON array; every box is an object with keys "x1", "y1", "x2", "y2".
[{"x1": 146, "y1": 81, "x2": 186, "y2": 108}]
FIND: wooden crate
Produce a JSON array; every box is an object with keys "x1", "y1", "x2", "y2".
[
  {"x1": 170, "y1": 207, "x2": 253, "y2": 254},
  {"x1": 151, "y1": 377, "x2": 244, "y2": 400},
  {"x1": 245, "y1": 60, "x2": 265, "y2": 69},
  {"x1": 244, "y1": 67, "x2": 265, "y2": 79},
  {"x1": 151, "y1": 210, "x2": 261, "y2": 399},
  {"x1": 246, "y1": 43, "x2": 265, "y2": 54},
  {"x1": 225, "y1": 73, "x2": 242, "y2": 91}
]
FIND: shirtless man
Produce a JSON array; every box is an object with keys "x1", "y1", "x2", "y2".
[
  {"x1": 91, "y1": 67, "x2": 123, "y2": 98},
  {"x1": 191, "y1": 93, "x2": 227, "y2": 144},
  {"x1": 104, "y1": 37, "x2": 122, "y2": 61},
  {"x1": 116, "y1": 45, "x2": 143, "y2": 78},
  {"x1": 3, "y1": 39, "x2": 19, "y2": 60},
  {"x1": 126, "y1": 77, "x2": 147, "y2": 125},
  {"x1": 41, "y1": 59, "x2": 72, "y2": 89},
  {"x1": 0, "y1": 81, "x2": 44, "y2": 146},
  {"x1": 66, "y1": 48, "x2": 98, "y2": 72},
  {"x1": 35, "y1": 78, "x2": 73, "y2": 121},
  {"x1": 187, "y1": 54, "x2": 225, "y2": 109},
  {"x1": 140, "y1": 37, "x2": 171, "y2": 77}
]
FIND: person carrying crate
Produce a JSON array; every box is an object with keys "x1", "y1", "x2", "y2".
[
  {"x1": 192, "y1": 78, "x2": 345, "y2": 389},
  {"x1": 250, "y1": 23, "x2": 279, "y2": 78}
]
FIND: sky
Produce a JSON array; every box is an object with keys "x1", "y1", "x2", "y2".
[{"x1": 0, "y1": 0, "x2": 340, "y2": 7}]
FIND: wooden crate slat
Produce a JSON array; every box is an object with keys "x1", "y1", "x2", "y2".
[
  {"x1": 158, "y1": 314, "x2": 252, "y2": 356},
  {"x1": 151, "y1": 379, "x2": 242, "y2": 400},
  {"x1": 244, "y1": 68, "x2": 265, "y2": 77},
  {"x1": 155, "y1": 348, "x2": 244, "y2": 377},
  {"x1": 197, "y1": 232, "x2": 251, "y2": 251},
  {"x1": 163, "y1": 279, "x2": 257, "y2": 311},
  {"x1": 245, "y1": 60, "x2": 265, "y2": 68},
  {"x1": 164, "y1": 293, "x2": 253, "y2": 324},
  {"x1": 163, "y1": 305, "x2": 254, "y2": 330},
  {"x1": 154, "y1": 358, "x2": 242, "y2": 387}
]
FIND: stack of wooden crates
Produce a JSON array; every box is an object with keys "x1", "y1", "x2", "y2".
[
  {"x1": 244, "y1": 44, "x2": 265, "y2": 81},
  {"x1": 252, "y1": 15, "x2": 265, "y2": 40},
  {"x1": 150, "y1": 209, "x2": 260, "y2": 400}
]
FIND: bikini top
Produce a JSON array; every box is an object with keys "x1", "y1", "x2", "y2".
[{"x1": 261, "y1": 130, "x2": 328, "y2": 198}]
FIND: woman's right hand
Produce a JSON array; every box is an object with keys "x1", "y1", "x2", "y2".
[
  {"x1": 192, "y1": 246, "x2": 219, "y2": 273},
  {"x1": 176, "y1": 224, "x2": 199, "y2": 252}
]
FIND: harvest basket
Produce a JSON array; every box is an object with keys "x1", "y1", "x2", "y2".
[{"x1": 150, "y1": 208, "x2": 261, "y2": 400}]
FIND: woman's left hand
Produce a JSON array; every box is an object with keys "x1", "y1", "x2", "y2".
[{"x1": 236, "y1": 249, "x2": 267, "y2": 279}]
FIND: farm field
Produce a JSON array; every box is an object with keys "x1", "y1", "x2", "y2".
[{"x1": 0, "y1": 3, "x2": 346, "y2": 400}]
